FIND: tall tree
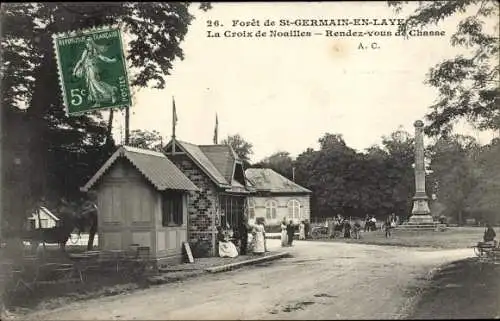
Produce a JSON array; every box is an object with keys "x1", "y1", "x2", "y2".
[
  {"x1": 389, "y1": 1, "x2": 499, "y2": 137},
  {"x1": 464, "y1": 138, "x2": 500, "y2": 224},
  {"x1": 295, "y1": 133, "x2": 362, "y2": 218},
  {"x1": 253, "y1": 151, "x2": 294, "y2": 180},
  {"x1": 129, "y1": 129, "x2": 163, "y2": 151},
  {"x1": 1, "y1": 3, "x2": 211, "y2": 235},
  {"x1": 380, "y1": 128, "x2": 416, "y2": 220},
  {"x1": 221, "y1": 133, "x2": 254, "y2": 165},
  {"x1": 427, "y1": 134, "x2": 480, "y2": 225}
]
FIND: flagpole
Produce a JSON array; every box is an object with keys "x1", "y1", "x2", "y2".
[
  {"x1": 213, "y1": 113, "x2": 218, "y2": 144},
  {"x1": 125, "y1": 105, "x2": 130, "y2": 145},
  {"x1": 172, "y1": 96, "x2": 176, "y2": 154}
]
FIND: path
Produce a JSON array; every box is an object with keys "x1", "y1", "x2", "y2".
[{"x1": 21, "y1": 239, "x2": 473, "y2": 320}]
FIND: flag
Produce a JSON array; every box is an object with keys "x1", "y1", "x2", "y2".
[
  {"x1": 172, "y1": 96, "x2": 178, "y2": 138},
  {"x1": 173, "y1": 97, "x2": 178, "y2": 125},
  {"x1": 213, "y1": 113, "x2": 218, "y2": 144}
]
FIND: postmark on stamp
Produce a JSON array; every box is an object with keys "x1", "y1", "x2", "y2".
[{"x1": 52, "y1": 26, "x2": 131, "y2": 115}]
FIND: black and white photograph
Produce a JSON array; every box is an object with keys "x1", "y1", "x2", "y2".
[{"x1": 1, "y1": 1, "x2": 499, "y2": 320}]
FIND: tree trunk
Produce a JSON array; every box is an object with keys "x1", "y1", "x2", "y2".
[
  {"x1": 125, "y1": 106, "x2": 130, "y2": 145},
  {"x1": 458, "y1": 210, "x2": 463, "y2": 226},
  {"x1": 87, "y1": 224, "x2": 97, "y2": 251},
  {"x1": 86, "y1": 212, "x2": 98, "y2": 251},
  {"x1": 106, "y1": 109, "x2": 114, "y2": 145}
]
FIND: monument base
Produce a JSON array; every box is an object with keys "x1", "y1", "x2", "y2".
[{"x1": 408, "y1": 214, "x2": 434, "y2": 225}]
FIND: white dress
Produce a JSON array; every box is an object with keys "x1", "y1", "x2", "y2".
[
  {"x1": 253, "y1": 224, "x2": 266, "y2": 253},
  {"x1": 299, "y1": 223, "x2": 305, "y2": 240},
  {"x1": 218, "y1": 240, "x2": 238, "y2": 258},
  {"x1": 281, "y1": 223, "x2": 288, "y2": 247}
]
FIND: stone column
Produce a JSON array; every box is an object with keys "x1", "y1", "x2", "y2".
[{"x1": 409, "y1": 120, "x2": 433, "y2": 224}]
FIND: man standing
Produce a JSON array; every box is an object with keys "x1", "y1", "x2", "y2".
[
  {"x1": 239, "y1": 217, "x2": 249, "y2": 255},
  {"x1": 370, "y1": 216, "x2": 377, "y2": 231},
  {"x1": 286, "y1": 220, "x2": 295, "y2": 246},
  {"x1": 304, "y1": 219, "x2": 311, "y2": 239},
  {"x1": 364, "y1": 215, "x2": 370, "y2": 232},
  {"x1": 327, "y1": 218, "x2": 334, "y2": 239},
  {"x1": 384, "y1": 215, "x2": 393, "y2": 238}
]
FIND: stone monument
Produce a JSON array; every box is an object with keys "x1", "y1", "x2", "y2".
[{"x1": 409, "y1": 120, "x2": 434, "y2": 224}]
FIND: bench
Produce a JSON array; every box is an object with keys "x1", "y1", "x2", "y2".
[{"x1": 473, "y1": 242, "x2": 500, "y2": 264}]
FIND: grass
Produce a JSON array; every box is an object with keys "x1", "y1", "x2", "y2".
[
  {"x1": 307, "y1": 227, "x2": 486, "y2": 249},
  {"x1": 407, "y1": 258, "x2": 500, "y2": 319}
]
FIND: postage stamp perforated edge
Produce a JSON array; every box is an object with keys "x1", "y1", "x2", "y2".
[{"x1": 52, "y1": 24, "x2": 131, "y2": 116}]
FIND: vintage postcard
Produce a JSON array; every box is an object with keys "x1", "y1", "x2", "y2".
[{"x1": 1, "y1": 1, "x2": 499, "y2": 320}]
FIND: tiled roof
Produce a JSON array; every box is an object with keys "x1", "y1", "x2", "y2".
[
  {"x1": 81, "y1": 146, "x2": 199, "y2": 192},
  {"x1": 199, "y1": 145, "x2": 239, "y2": 184},
  {"x1": 225, "y1": 179, "x2": 252, "y2": 194},
  {"x1": 245, "y1": 168, "x2": 312, "y2": 194},
  {"x1": 174, "y1": 141, "x2": 230, "y2": 187}
]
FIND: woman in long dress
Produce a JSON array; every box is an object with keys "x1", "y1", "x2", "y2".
[
  {"x1": 280, "y1": 218, "x2": 288, "y2": 247},
  {"x1": 73, "y1": 37, "x2": 118, "y2": 108},
  {"x1": 217, "y1": 226, "x2": 238, "y2": 258},
  {"x1": 299, "y1": 221, "x2": 306, "y2": 240},
  {"x1": 253, "y1": 218, "x2": 266, "y2": 254}
]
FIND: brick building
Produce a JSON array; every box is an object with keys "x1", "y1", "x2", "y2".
[{"x1": 164, "y1": 139, "x2": 253, "y2": 255}]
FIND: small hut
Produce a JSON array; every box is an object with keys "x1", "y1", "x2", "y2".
[{"x1": 81, "y1": 145, "x2": 199, "y2": 265}]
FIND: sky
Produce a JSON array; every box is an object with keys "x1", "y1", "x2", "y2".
[{"x1": 110, "y1": 2, "x2": 498, "y2": 163}]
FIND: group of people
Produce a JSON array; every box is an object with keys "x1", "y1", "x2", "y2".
[
  {"x1": 323, "y1": 213, "x2": 399, "y2": 239},
  {"x1": 326, "y1": 215, "x2": 362, "y2": 239},
  {"x1": 364, "y1": 215, "x2": 378, "y2": 232},
  {"x1": 280, "y1": 219, "x2": 312, "y2": 247},
  {"x1": 217, "y1": 217, "x2": 267, "y2": 258}
]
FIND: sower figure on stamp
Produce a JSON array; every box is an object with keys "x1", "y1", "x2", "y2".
[{"x1": 73, "y1": 37, "x2": 118, "y2": 108}]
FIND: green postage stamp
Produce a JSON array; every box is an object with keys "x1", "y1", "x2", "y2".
[{"x1": 52, "y1": 26, "x2": 132, "y2": 115}]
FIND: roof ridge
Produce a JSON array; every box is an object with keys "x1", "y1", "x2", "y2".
[
  {"x1": 173, "y1": 140, "x2": 230, "y2": 187},
  {"x1": 244, "y1": 167, "x2": 312, "y2": 193},
  {"x1": 81, "y1": 145, "x2": 199, "y2": 192},
  {"x1": 198, "y1": 144, "x2": 227, "y2": 147},
  {"x1": 123, "y1": 145, "x2": 165, "y2": 157}
]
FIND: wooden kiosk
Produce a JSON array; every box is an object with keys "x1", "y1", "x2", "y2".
[{"x1": 81, "y1": 145, "x2": 199, "y2": 266}]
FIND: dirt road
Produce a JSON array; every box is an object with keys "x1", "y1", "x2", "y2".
[{"x1": 21, "y1": 240, "x2": 473, "y2": 320}]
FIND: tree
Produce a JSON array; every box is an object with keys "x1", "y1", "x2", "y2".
[
  {"x1": 221, "y1": 134, "x2": 253, "y2": 164},
  {"x1": 318, "y1": 133, "x2": 349, "y2": 151},
  {"x1": 380, "y1": 128, "x2": 416, "y2": 220},
  {"x1": 464, "y1": 138, "x2": 500, "y2": 224},
  {"x1": 129, "y1": 129, "x2": 163, "y2": 151},
  {"x1": 295, "y1": 133, "x2": 362, "y2": 218},
  {"x1": 427, "y1": 134, "x2": 480, "y2": 225},
  {"x1": 389, "y1": 1, "x2": 499, "y2": 137},
  {"x1": 1, "y1": 3, "x2": 211, "y2": 240},
  {"x1": 253, "y1": 151, "x2": 294, "y2": 180}
]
